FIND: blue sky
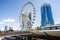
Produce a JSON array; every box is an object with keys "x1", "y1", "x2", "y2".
[{"x1": 0, "y1": 0, "x2": 60, "y2": 30}]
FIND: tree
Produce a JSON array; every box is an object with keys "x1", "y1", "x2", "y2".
[{"x1": 36, "y1": 26, "x2": 41, "y2": 30}]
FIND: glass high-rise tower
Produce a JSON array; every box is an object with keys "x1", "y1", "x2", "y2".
[{"x1": 41, "y1": 3, "x2": 54, "y2": 26}]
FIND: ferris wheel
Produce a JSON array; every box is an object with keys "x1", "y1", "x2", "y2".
[{"x1": 19, "y1": 2, "x2": 36, "y2": 30}]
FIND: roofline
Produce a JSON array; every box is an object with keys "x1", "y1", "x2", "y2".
[{"x1": 41, "y1": 3, "x2": 51, "y2": 8}]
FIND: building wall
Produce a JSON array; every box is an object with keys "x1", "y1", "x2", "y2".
[{"x1": 41, "y1": 3, "x2": 54, "y2": 26}]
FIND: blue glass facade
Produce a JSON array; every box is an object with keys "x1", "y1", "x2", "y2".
[{"x1": 41, "y1": 3, "x2": 54, "y2": 26}]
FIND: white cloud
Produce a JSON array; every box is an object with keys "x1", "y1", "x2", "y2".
[
  {"x1": 0, "y1": 18, "x2": 15, "y2": 25},
  {"x1": 3, "y1": 18, "x2": 15, "y2": 23},
  {"x1": 0, "y1": 22, "x2": 5, "y2": 24}
]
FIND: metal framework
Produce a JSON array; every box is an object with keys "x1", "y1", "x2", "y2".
[{"x1": 19, "y1": 2, "x2": 36, "y2": 30}]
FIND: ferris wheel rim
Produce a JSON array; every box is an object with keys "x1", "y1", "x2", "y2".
[{"x1": 19, "y1": 2, "x2": 36, "y2": 27}]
